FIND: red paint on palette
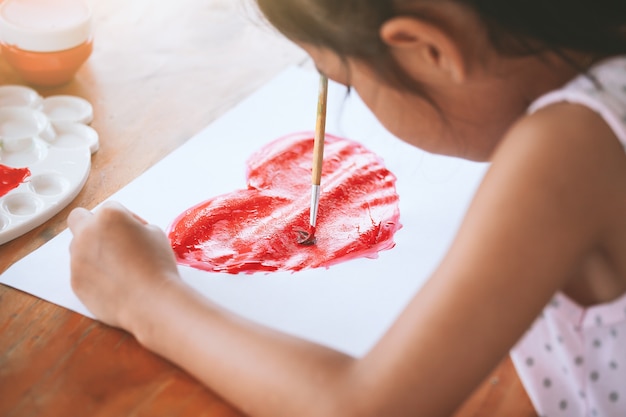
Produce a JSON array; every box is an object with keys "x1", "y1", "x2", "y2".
[
  {"x1": 168, "y1": 132, "x2": 402, "y2": 274},
  {"x1": 0, "y1": 164, "x2": 30, "y2": 197}
]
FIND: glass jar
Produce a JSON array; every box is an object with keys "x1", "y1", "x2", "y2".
[{"x1": 0, "y1": 0, "x2": 93, "y2": 87}]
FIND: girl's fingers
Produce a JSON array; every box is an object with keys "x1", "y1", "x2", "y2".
[
  {"x1": 67, "y1": 207, "x2": 93, "y2": 234},
  {"x1": 99, "y1": 201, "x2": 149, "y2": 225},
  {"x1": 68, "y1": 202, "x2": 149, "y2": 235},
  {"x1": 130, "y1": 211, "x2": 149, "y2": 225}
]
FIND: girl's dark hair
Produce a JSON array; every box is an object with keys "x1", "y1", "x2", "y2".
[{"x1": 255, "y1": 0, "x2": 626, "y2": 88}]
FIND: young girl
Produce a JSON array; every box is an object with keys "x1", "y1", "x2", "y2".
[{"x1": 67, "y1": 0, "x2": 626, "y2": 416}]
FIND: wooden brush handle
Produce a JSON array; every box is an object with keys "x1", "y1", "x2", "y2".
[{"x1": 312, "y1": 75, "x2": 328, "y2": 186}]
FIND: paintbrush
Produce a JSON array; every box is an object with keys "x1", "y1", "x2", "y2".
[{"x1": 297, "y1": 74, "x2": 328, "y2": 245}]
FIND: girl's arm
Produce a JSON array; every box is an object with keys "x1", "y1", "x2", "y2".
[{"x1": 68, "y1": 102, "x2": 623, "y2": 417}]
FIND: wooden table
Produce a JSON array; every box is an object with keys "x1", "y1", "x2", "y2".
[{"x1": 0, "y1": 1, "x2": 537, "y2": 415}]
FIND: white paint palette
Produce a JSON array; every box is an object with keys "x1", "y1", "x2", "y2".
[{"x1": 0, "y1": 85, "x2": 98, "y2": 245}]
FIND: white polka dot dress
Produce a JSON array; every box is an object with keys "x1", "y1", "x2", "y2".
[
  {"x1": 511, "y1": 293, "x2": 626, "y2": 417},
  {"x1": 510, "y1": 56, "x2": 626, "y2": 417}
]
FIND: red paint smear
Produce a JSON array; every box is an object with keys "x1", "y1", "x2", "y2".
[
  {"x1": 0, "y1": 164, "x2": 30, "y2": 197},
  {"x1": 168, "y1": 132, "x2": 402, "y2": 274}
]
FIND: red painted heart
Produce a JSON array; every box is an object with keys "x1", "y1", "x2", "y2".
[{"x1": 167, "y1": 132, "x2": 401, "y2": 274}]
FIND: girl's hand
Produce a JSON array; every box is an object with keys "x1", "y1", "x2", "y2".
[{"x1": 67, "y1": 201, "x2": 181, "y2": 330}]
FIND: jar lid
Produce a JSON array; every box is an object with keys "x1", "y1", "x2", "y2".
[{"x1": 0, "y1": 0, "x2": 92, "y2": 52}]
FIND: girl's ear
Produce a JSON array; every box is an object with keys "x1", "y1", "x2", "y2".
[{"x1": 380, "y1": 16, "x2": 467, "y2": 83}]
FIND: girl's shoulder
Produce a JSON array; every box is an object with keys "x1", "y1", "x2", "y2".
[
  {"x1": 495, "y1": 55, "x2": 626, "y2": 173},
  {"x1": 487, "y1": 54, "x2": 626, "y2": 307},
  {"x1": 527, "y1": 55, "x2": 626, "y2": 148}
]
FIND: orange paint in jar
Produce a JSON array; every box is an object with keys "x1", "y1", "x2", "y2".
[{"x1": 0, "y1": 0, "x2": 93, "y2": 87}]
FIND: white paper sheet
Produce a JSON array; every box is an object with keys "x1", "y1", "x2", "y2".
[{"x1": 1, "y1": 67, "x2": 488, "y2": 357}]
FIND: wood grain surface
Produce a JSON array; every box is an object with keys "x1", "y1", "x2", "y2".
[{"x1": 0, "y1": 0, "x2": 536, "y2": 416}]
